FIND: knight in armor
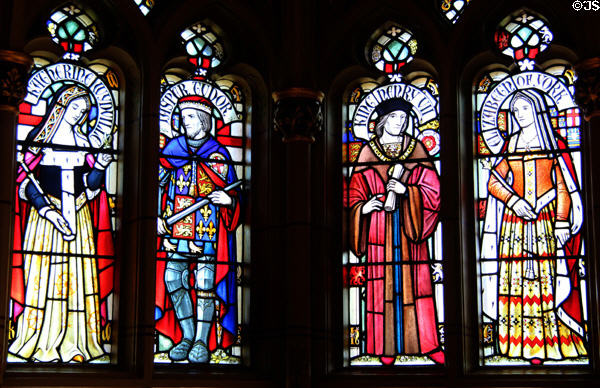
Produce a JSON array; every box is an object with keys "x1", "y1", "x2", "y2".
[{"x1": 156, "y1": 95, "x2": 240, "y2": 363}]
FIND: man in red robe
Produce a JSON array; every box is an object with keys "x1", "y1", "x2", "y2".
[{"x1": 348, "y1": 97, "x2": 444, "y2": 364}]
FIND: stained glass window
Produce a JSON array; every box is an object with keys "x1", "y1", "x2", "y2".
[
  {"x1": 344, "y1": 25, "x2": 444, "y2": 366},
  {"x1": 134, "y1": 0, "x2": 155, "y2": 16},
  {"x1": 154, "y1": 22, "x2": 248, "y2": 365},
  {"x1": 475, "y1": 10, "x2": 589, "y2": 366},
  {"x1": 8, "y1": 5, "x2": 120, "y2": 364},
  {"x1": 440, "y1": 0, "x2": 472, "y2": 24},
  {"x1": 47, "y1": 4, "x2": 98, "y2": 60}
]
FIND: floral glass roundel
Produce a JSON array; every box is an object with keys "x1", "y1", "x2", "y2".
[
  {"x1": 47, "y1": 4, "x2": 98, "y2": 58},
  {"x1": 494, "y1": 11, "x2": 553, "y2": 66},
  {"x1": 181, "y1": 22, "x2": 224, "y2": 71},
  {"x1": 369, "y1": 26, "x2": 417, "y2": 75}
]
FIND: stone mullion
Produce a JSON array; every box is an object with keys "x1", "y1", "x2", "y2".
[
  {"x1": 273, "y1": 88, "x2": 323, "y2": 388},
  {"x1": 575, "y1": 57, "x2": 600, "y2": 372},
  {"x1": 0, "y1": 49, "x2": 32, "y2": 382}
]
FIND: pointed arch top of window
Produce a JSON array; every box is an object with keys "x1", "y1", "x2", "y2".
[{"x1": 439, "y1": 0, "x2": 473, "y2": 24}]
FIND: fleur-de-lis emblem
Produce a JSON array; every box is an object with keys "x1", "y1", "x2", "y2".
[
  {"x1": 196, "y1": 223, "x2": 204, "y2": 239},
  {"x1": 176, "y1": 174, "x2": 190, "y2": 191},
  {"x1": 183, "y1": 164, "x2": 192, "y2": 175},
  {"x1": 388, "y1": 26, "x2": 402, "y2": 37},
  {"x1": 200, "y1": 205, "x2": 212, "y2": 221},
  {"x1": 203, "y1": 221, "x2": 217, "y2": 240}
]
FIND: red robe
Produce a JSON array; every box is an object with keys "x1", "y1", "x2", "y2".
[{"x1": 348, "y1": 137, "x2": 444, "y2": 363}]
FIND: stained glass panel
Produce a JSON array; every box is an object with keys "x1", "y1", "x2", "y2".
[
  {"x1": 475, "y1": 11, "x2": 589, "y2": 366},
  {"x1": 344, "y1": 26, "x2": 444, "y2": 366},
  {"x1": 134, "y1": 0, "x2": 155, "y2": 16},
  {"x1": 8, "y1": 56, "x2": 121, "y2": 364},
  {"x1": 440, "y1": 0, "x2": 472, "y2": 24},
  {"x1": 154, "y1": 23, "x2": 248, "y2": 365}
]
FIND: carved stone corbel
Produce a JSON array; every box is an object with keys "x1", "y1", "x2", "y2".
[
  {"x1": 575, "y1": 58, "x2": 600, "y2": 121},
  {"x1": 272, "y1": 88, "x2": 324, "y2": 143},
  {"x1": 0, "y1": 50, "x2": 33, "y2": 111}
]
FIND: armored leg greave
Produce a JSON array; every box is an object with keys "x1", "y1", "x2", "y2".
[
  {"x1": 165, "y1": 258, "x2": 195, "y2": 360},
  {"x1": 188, "y1": 259, "x2": 216, "y2": 363}
]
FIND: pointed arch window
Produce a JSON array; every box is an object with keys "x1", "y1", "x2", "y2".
[
  {"x1": 475, "y1": 9, "x2": 589, "y2": 366},
  {"x1": 343, "y1": 24, "x2": 445, "y2": 367},
  {"x1": 154, "y1": 21, "x2": 250, "y2": 365},
  {"x1": 8, "y1": 3, "x2": 122, "y2": 364}
]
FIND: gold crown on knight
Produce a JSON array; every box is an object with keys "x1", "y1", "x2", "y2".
[{"x1": 178, "y1": 95, "x2": 212, "y2": 113}]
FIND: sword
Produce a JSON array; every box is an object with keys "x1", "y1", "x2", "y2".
[{"x1": 165, "y1": 180, "x2": 243, "y2": 226}]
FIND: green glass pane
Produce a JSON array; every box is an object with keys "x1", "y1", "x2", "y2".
[
  {"x1": 58, "y1": 26, "x2": 68, "y2": 39},
  {"x1": 387, "y1": 40, "x2": 402, "y2": 57},
  {"x1": 66, "y1": 20, "x2": 80, "y2": 35},
  {"x1": 517, "y1": 26, "x2": 533, "y2": 42},
  {"x1": 193, "y1": 37, "x2": 207, "y2": 51},
  {"x1": 73, "y1": 29, "x2": 86, "y2": 42}
]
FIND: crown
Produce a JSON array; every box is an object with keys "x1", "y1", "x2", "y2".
[{"x1": 178, "y1": 95, "x2": 212, "y2": 114}]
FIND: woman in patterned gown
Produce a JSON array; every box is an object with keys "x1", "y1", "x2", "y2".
[{"x1": 486, "y1": 89, "x2": 586, "y2": 363}]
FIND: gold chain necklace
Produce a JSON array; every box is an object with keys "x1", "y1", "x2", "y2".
[{"x1": 369, "y1": 137, "x2": 416, "y2": 162}]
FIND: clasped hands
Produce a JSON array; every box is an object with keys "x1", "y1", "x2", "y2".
[{"x1": 510, "y1": 197, "x2": 570, "y2": 247}]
